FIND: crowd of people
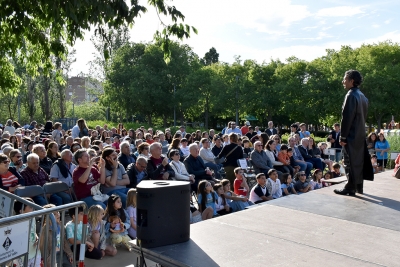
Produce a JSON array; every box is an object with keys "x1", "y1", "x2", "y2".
[{"x1": 0, "y1": 118, "x2": 392, "y2": 264}]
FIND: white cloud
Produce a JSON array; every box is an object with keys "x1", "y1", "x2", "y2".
[
  {"x1": 384, "y1": 19, "x2": 391, "y2": 24},
  {"x1": 335, "y1": 21, "x2": 345, "y2": 25},
  {"x1": 316, "y1": 6, "x2": 364, "y2": 17},
  {"x1": 372, "y1": 24, "x2": 380, "y2": 28}
]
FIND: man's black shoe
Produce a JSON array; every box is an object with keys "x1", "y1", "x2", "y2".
[{"x1": 333, "y1": 188, "x2": 356, "y2": 196}]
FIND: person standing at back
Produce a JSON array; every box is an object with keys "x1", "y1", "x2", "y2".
[{"x1": 334, "y1": 70, "x2": 373, "y2": 196}]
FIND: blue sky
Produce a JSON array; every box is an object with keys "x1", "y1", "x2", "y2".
[{"x1": 70, "y1": 0, "x2": 400, "y2": 76}]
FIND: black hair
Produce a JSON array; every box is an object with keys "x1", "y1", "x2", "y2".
[
  {"x1": 197, "y1": 180, "x2": 215, "y2": 212},
  {"x1": 345, "y1": 69, "x2": 363, "y2": 87},
  {"x1": 68, "y1": 206, "x2": 84, "y2": 218},
  {"x1": 213, "y1": 183, "x2": 226, "y2": 205},
  {"x1": 13, "y1": 197, "x2": 34, "y2": 214},
  {"x1": 280, "y1": 144, "x2": 288, "y2": 151},
  {"x1": 105, "y1": 194, "x2": 126, "y2": 222}
]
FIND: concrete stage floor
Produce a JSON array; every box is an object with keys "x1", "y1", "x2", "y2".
[{"x1": 85, "y1": 170, "x2": 400, "y2": 267}]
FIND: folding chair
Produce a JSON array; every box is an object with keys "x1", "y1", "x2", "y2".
[
  {"x1": 237, "y1": 159, "x2": 257, "y2": 188},
  {"x1": 15, "y1": 185, "x2": 45, "y2": 199},
  {"x1": 43, "y1": 181, "x2": 73, "y2": 204},
  {"x1": 70, "y1": 183, "x2": 78, "y2": 202}
]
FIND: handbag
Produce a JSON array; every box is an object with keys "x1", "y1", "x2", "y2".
[{"x1": 215, "y1": 145, "x2": 239, "y2": 164}]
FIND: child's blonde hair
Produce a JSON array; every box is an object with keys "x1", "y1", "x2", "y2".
[
  {"x1": 87, "y1": 205, "x2": 104, "y2": 229},
  {"x1": 126, "y1": 188, "x2": 137, "y2": 208}
]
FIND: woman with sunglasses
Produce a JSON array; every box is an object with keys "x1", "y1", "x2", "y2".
[
  {"x1": 0, "y1": 153, "x2": 25, "y2": 193},
  {"x1": 137, "y1": 142, "x2": 150, "y2": 159},
  {"x1": 168, "y1": 149, "x2": 195, "y2": 183},
  {"x1": 9, "y1": 149, "x2": 27, "y2": 173}
]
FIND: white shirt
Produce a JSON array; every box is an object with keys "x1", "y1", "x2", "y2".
[{"x1": 199, "y1": 148, "x2": 215, "y2": 164}]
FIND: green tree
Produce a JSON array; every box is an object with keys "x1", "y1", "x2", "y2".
[
  {"x1": 202, "y1": 47, "x2": 219, "y2": 66},
  {"x1": 0, "y1": 0, "x2": 196, "y2": 93}
]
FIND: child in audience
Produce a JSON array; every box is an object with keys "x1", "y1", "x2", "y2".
[
  {"x1": 40, "y1": 204, "x2": 73, "y2": 267},
  {"x1": 332, "y1": 163, "x2": 342, "y2": 178},
  {"x1": 281, "y1": 173, "x2": 297, "y2": 196},
  {"x1": 197, "y1": 180, "x2": 219, "y2": 216},
  {"x1": 287, "y1": 148, "x2": 300, "y2": 175},
  {"x1": 221, "y1": 179, "x2": 250, "y2": 211},
  {"x1": 13, "y1": 198, "x2": 41, "y2": 267},
  {"x1": 371, "y1": 154, "x2": 379, "y2": 173},
  {"x1": 293, "y1": 171, "x2": 312, "y2": 193},
  {"x1": 87, "y1": 205, "x2": 117, "y2": 258},
  {"x1": 266, "y1": 169, "x2": 282, "y2": 199},
  {"x1": 126, "y1": 188, "x2": 137, "y2": 239},
  {"x1": 104, "y1": 194, "x2": 133, "y2": 251},
  {"x1": 278, "y1": 144, "x2": 294, "y2": 176},
  {"x1": 249, "y1": 173, "x2": 272, "y2": 204},
  {"x1": 242, "y1": 139, "x2": 252, "y2": 155},
  {"x1": 233, "y1": 167, "x2": 249, "y2": 197},
  {"x1": 310, "y1": 169, "x2": 323, "y2": 190},
  {"x1": 322, "y1": 171, "x2": 332, "y2": 187},
  {"x1": 66, "y1": 207, "x2": 102, "y2": 260},
  {"x1": 213, "y1": 183, "x2": 231, "y2": 215}
]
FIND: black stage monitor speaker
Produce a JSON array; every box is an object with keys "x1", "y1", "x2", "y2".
[{"x1": 137, "y1": 180, "x2": 191, "y2": 248}]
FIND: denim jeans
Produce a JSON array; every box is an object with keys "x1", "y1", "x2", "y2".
[
  {"x1": 51, "y1": 192, "x2": 72, "y2": 206},
  {"x1": 79, "y1": 196, "x2": 106, "y2": 209},
  {"x1": 295, "y1": 161, "x2": 313, "y2": 177}
]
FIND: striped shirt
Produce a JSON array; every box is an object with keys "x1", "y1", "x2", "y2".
[{"x1": 0, "y1": 171, "x2": 18, "y2": 191}]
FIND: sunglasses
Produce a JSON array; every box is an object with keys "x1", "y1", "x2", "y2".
[{"x1": 300, "y1": 174, "x2": 306, "y2": 176}]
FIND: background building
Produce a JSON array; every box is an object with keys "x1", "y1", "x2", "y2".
[{"x1": 66, "y1": 74, "x2": 103, "y2": 104}]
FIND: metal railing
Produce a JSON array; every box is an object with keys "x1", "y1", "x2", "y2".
[{"x1": 0, "y1": 189, "x2": 88, "y2": 267}]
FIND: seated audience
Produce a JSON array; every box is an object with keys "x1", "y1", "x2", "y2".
[
  {"x1": 118, "y1": 141, "x2": 136, "y2": 169},
  {"x1": 180, "y1": 138, "x2": 190, "y2": 157},
  {"x1": 332, "y1": 163, "x2": 343, "y2": 178},
  {"x1": 102, "y1": 147, "x2": 130, "y2": 208},
  {"x1": 197, "y1": 180, "x2": 218, "y2": 218},
  {"x1": 249, "y1": 173, "x2": 272, "y2": 204},
  {"x1": 47, "y1": 141, "x2": 61, "y2": 163},
  {"x1": 126, "y1": 157, "x2": 148, "y2": 188},
  {"x1": 168, "y1": 138, "x2": 185, "y2": 162},
  {"x1": 298, "y1": 138, "x2": 325, "y2": 171},
  {"x1": 293, "y1": 171, "x2": 312, "y2": 193},
  {"x1": 221, "y1": 179, "x2": 250, "y2": 211},
  {"x1": 147, "y1": 142, "x2": 175, "y2": 180},
  {"x1": 281, "y1": 173, "x2": 297, "y2": 196},
  {"x1": 0, "y1": 153, "x2": 25, "y2": 193},
  {"x1": 20, "y1": 153, "x2": 57, "y2": 205},
  {"x1": 288, "y1": 136, "x2": 312, "y2": 177},
  {"x1": 250, "y1": 141, "x2": 273, "y2": 175},
  {"x1": 233, "y1": 167, "x2": 249, "y2": 197},
  {"x1": 33, "y1": 143, "x2": 53, "y2": 174},
  {"x1": 211, "y1": 136, "x2": 223, "y2": 157},
  {"x1": 168, "y1": 149, "x2": 195, "y2": 182},
  {"x1": 9, "y1": 149, "x2": 27, "y2": 173},
  {"x1": 199, "y1": 138, "x2": 222, "y2": 179},
  {"x1": 184, "y1": 143, "x2": 214, "y2": 192},
  {"x1": 277, "y1": 145, "x2": 294, "y2": 176},
  {"x1": 72, "y1": 149, "x2": 106, "y2": 208},
  {"x1": 266, "y1": 169, "x2": 282, "y2": 199}
]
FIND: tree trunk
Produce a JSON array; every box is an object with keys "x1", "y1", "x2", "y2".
[
  {"x1": 205, "y1": 97, "x2": 209, "y2": 130},
  {"x1": 376, "y1": 113, "x2": 383, "y2": 132},
  {"x1": 56, "y1": 57, "x2": 66, "y2": 118},
  {"x1": 147, "y1": 114, "x2": 152, "y2": 126},
  {"x1": 42, "y1": 76, "x2": 52, "y2": 121},
  {"x1": 27, "y1": 76, "x2": 36, "y2": 121}
]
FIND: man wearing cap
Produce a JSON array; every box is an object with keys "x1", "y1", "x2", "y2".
[{"x1": 241, "y1": 121, "x2": 250, "y2": 135}]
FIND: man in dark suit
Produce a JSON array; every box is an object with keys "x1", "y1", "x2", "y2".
[
  {"x1": 298, "y1": 138, "x2": 324, "y2": 171},
  {"x1": 334, "y1": 70, "x2": 374, "y2": 196},
  {"x1": 265, "y1": 121, "x2": 278, "y2": 137},
  {"x1": 184, "y1": 144, "x2": 213, "y2": 191}
]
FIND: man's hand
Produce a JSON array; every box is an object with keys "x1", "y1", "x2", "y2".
[
  {"x1": 90, "y1": 156, "x2": 99, "y2": 166},
  {"x1": 162, "y1": 172, "x2": 169, "y2": 180},
  {"x1": 340, "y1": 141, "x2": 347, "y2": 146},
  {"x1": 162, "y1": 157, "x2": 169, "y2": 166},
  {"x1": 111, "y1": 157, "x2": 119, "y2": 169},
  {"x1": 189, "y1": 175, "x2": 195, "y2": 183}
]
